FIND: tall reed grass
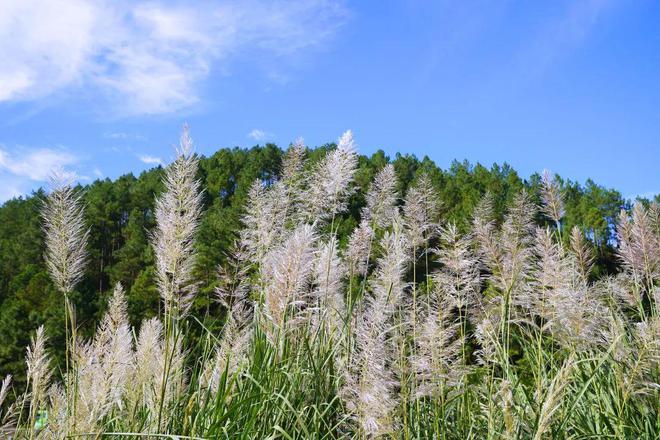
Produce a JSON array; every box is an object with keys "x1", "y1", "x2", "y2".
[{"x1": 1, "y1": 126, "x2": 658, "y2": 439}]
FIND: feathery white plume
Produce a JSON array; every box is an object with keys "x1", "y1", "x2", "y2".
[
  {"x1": 473, "y1": 298, "x2": 502, "y2": 365},
  {"x1": 434, "y1": 223, "x2": 480, "y2": 312},
  {"x1": 411, "y1": 296, "x2": 462, "y2": 398},
  {"x1": 43, "y1": 384, "x2": 67, "y2": 439},
  {"x1": 95, "y1": 282, "x2": 133, "y2": 408},
  {"x1": 472, "y1": 192, "x2": 500, "y2": 271},
  {"x1": 42, "y1": 172, "x2": 89, "y2": 294},
  {"x1": 280, "y1": 138, "x2": 308, "y2": 222},
  {"x1": 239, "y1": 179, "x2": 289, "y2": 264},
  {"x1": 499, "y1": 191, "x2": 536, "y2": 295},
  {"x1": 617, "y1": 203, "x2": 659, "y2": 289},
  {"x1": 403, "y1": 173, "x2": 440, "y2": 248},
  {"x1": 342, "y1": 224, "x2": 408, "y2": 436},
  {"x1": 130, "y1": 317, "x2": 164, "y2": 421},
  {"x1": 313, "y1": 236, "x2": 347, "y2": 339},
  {"x1": 533, "y1": 356, "x2": 575, "y2": 440},
  {"x1": 413, "y1": 224, "x2": 478, "y2": 393},
  {"x1": 202, "y1": 308, "x2": 252, "y2": 394},
  {"x1": 0, "y1": 375, "x2": 10, "y2": 410},
  {"x1": 346, "y1": 219, "x2": 374, "y2": 276},
  {"x1": 25, "y1": 325, "x2": 51, "y2": 429},
  {"x1": 129, "y1": 317, "x2": 186, "y2": 431},
  {"x1": 625, "y1": 317, "x2": 660, "y2": 397},
  {"x1": 152, "y1": 124, "x2": 204, "y2": 317},
  {"x1": 0, "y1": 375, "x2": 14, "y2": 436},
  {"x1": 474, "y1": 191, "x2": 536, "y2": 303},
  {"x1": 363, "y1": 164, "x2": 399, "y2": 229},
  {"x1": 569, "y1": 226, "x2": 594, "y2": 281},
  {"x1": 281, "y1": 137, "x2": 307, "y2": 190},
  {"x1": 72, "y1": 282, "x2": 134, "y2": 434},
  {"x1": 540, "y1": 169, "x2": 565, "y2": 227},
  {"x1": 262, "y1": 224, "x2": 317, "y2": 331},
  {"x1": 303, "y1": 130, "x2": 358, "y2": 223},
  {"x1": 533, "y1": 227, "x2": 609, "y2": 349}
]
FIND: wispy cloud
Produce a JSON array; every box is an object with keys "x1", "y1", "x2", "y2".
[
  {"x1": 511, "y1": 0, "x2": 617, "y2": 79},
  {"x1": 0, "y1": 179, "x2": 25, "y2": 202},
  {"x1": 138, "y1": 155, "x2": 164, "y2": 166},
  {"x1": 0, "y1": 146, "x2": 79, "y2": 181},
  {"x1": 416, "y1": 1, "x2": 617, "y2": 94},
  {"x1": 104, "y1": 132, "x2": 147, "y2": 141},
  {"x1": 0, "y1": 0, "x2": 349, "y2": 115},
  {"x1": 247, "y1": 129, "x2": 273, "y2": 141},
  {"x1": 0, "y1": 145, "x2": 83, "y2": 201}
]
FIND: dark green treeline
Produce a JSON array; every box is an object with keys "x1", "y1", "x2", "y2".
[{"x1": 0, "y1": 143, "x2": 644, "y2": 388}]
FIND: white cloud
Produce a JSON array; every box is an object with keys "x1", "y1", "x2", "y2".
[
  {"x1": 0, "y1": 145, "x2": 83, "y2": 202},
  {"x1": 0, "y1": 146, "x2": 79, "y2": 181},
  {"x1": 247, "y1": 129, "x2": 272, "y2": 141},
  {"x1": 105, "y1": 132, "x2": 146, "y2": 141},
  {"x1": 0, "y1": 0, "x2": 349, "y2": 115},
  {"x1": 512, "y1": 0, "x2": 617, "y2": 79},
  {"x1": 0, "y1": 180, "x2": 25, "y2": 202},
  {"x1": 138, "y1": 155, "x2": 164, "y2": 166},
  {"x1": 0, "y1": 0, "x2": 97, "y2": 102}
]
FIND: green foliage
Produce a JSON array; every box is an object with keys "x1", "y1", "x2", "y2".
[{"x1": 0, "y1": 144, "x2": 629, "y2": 391}]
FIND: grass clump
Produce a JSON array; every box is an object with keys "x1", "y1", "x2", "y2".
[{"x1": 1, "y1": 126, "x2": 658, "y2": 439}]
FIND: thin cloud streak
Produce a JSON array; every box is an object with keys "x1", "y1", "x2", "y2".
[
  {"x1": 0, "y1": 146, "x2": 79, "y2": 182},
  {"x1": 247, "y1": 129, "x2": 273, "y2": 141},
  {"x1": 0, "y1": 145, "x2": 83, "y2": 202},
  {"x1": 511, "y1": 0, "x2": 618, "y2": 79},
  {"x1": 138, "y1": 155, "x2": 164, "y2": 166}
]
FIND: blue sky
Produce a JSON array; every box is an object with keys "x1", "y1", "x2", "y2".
[{"x1": 1, "y1": 0, "x2": 658, "y2": 202}]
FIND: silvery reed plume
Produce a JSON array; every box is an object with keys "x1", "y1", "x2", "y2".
[
  {"x1": 42, "y1": 172, "x2": 89, "y2": 296},
  {"x1": 152, "y1": 124, "x2": 203, "y2": 318},
  {"x1": 1, "y1": 125, "x2": 658, "y2": 439}
]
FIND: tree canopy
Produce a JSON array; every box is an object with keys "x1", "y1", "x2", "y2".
[{"x1": 0, "y1": 142, "x2": 648, "y2": 387}]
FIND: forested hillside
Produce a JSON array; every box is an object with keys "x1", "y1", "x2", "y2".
[{"x1": 0, "y1": 142, "x2": 644, "y2": 387}]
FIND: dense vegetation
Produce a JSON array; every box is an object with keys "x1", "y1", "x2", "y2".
[{"x1": 0, "y1": 128, "x2": 657, "y2": 438}]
